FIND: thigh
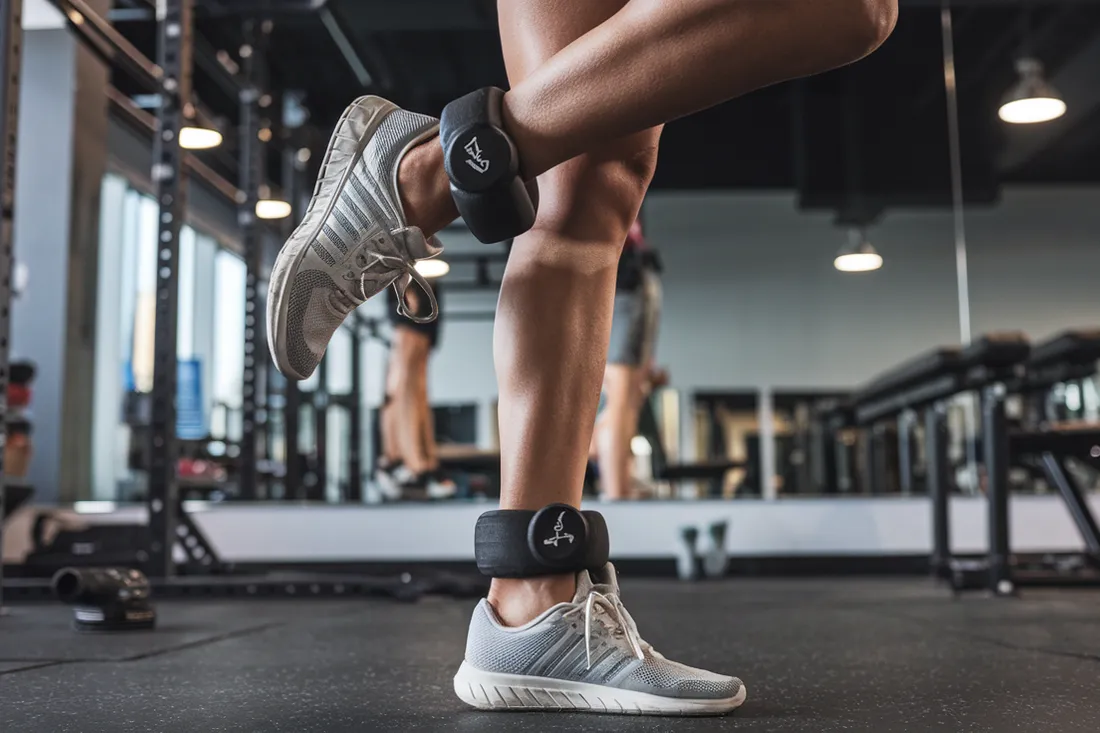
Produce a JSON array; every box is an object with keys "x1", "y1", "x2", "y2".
[
  {"x1": 607, "y1": 288, "x2": 646, "y2": 367},
  {"x1": 601, "y1": 362, "x2": 638, "y2": 413},
  {"x1": 638, "y1": 271, "x2": 662, "y2": 364},
  {"x1": 498, "y1": 0, "x2": 661, "y2": 226},
  {"x1": 389, "y1": 328, "x2": 431, "y2": 383},
  {"x1": 498, "y1": 0, "x2": 627, "y2": 88}
]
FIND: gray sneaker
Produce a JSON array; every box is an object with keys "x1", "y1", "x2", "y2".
[
  {"x1": 454, "y1": 563, "x2": 745, "y2": 715},
  {"x1": 268, "y1": 96, "x2": 443, "y2": 380}
]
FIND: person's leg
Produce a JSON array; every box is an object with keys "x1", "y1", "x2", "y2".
[
  {"x1": 484, "y1": 0, "x2": 663, "y2": 627},
  {"x1": 379, "y1": 390, "x2": 400, "y2": 464},
  {"x1": 417, "y1": 286, "x2": 442, "y2": 471},
  {"x1": 399, "y1": 0, "x2": 898, "y2": 235},
  {"x1": 597, "y1": 363, "x2": 644, "y2": 500},
  {"x1": 386, "y1": 327, "x2": 434, "y2": 475},
  {"x1": 417, "y1": 356, "x2": 437, "y2": 469},
  {"x1": 379, "y1": 354, "x2": 398, "y2": 464},
  {"x1": 595, "y1": 262, "x2": 656, "y2": 500},
  {"x1": 589, "y1": 408, "x2": 606, "y2": 462}
]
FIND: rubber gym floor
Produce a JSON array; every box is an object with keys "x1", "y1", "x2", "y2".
[{"x1": 2, "y1": 576, "x2": 1099, "y2": 733}]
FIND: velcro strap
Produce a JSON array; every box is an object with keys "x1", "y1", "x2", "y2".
[
  {"x1": 439, "y1": 86, "x2": 537, "y2": 244},
  {"x1": 474, "y1": 504, "x2": 610, "y2": 578}
]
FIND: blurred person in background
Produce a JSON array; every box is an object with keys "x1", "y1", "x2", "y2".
[
  {"x1": 592, "y1": 219, "x2": 664, "y2": 500},
  {"x1": 376, "y1": 281, "x2": 456, "y2": 500}
]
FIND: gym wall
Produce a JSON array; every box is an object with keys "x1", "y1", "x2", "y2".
[{"x1": 650, "y1": 187, "x2": 1100, "y2": 391}]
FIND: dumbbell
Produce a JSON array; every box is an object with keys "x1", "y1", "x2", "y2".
[{"x1": 52, "y1": 567, "x2": 157, "y2": 632}]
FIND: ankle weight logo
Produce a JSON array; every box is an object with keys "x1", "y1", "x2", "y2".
[
  {"x1": 543, "y1": 511, "x2": 576, "y2": 548},
  {"x1": 464, "y1": 137, "x2": 490, "y2": 174}
]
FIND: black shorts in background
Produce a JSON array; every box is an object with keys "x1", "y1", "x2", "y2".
[{"x1": 388, "y1": 279, "x2": 443, "y2": 349}]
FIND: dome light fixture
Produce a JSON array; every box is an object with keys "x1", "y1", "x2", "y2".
[
  {"x1": 255, "y1": 184, "x2": 292, "y2": 220},
  {"x1": 834, "y1": 228, "x2": 882, "y2": 273},
  {"x1": 179, "y1": 126, "x2": 223, "y2": 150},
  {"x1": 414, "y1": 259, "x2": 450, "y2": 279},
  {"x1": 998, "y1": 58, "x2": 1066, "y2": 124},
  {"x1": 255, "y1": 199, "x2": 292, "y2": 220}
]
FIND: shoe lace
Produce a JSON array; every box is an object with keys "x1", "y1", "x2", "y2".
[
  {"x1": 562, "y1": 589, "x2": 646, "y2": 670},
  {"x1": 351, "y1": 229, "x2": 439, "y2": 323}
]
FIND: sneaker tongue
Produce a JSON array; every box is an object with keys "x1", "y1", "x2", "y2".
[
  {"x1": 588, "y1": 562, "x2": 621, "y2": 594},
  {"x1": 571, "y1": 570, "x2": 596, "y2": 603},
  {"x1": 572, "y1": 563, "x2": 621, "y2": 603},
  {"x1": 396, "y1": 227, "x2": 443, "y2": 260}
]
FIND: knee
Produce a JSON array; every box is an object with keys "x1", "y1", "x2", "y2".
[
  {"x1": 837, "y1": 0, "x2": 898, "y2": 61},
  {"x1": 534, "y1": 129, "x2": 660, "y2": 249}
]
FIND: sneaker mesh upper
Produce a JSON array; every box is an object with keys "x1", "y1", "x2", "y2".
[
  {"x1": 462, "y1": 567, "x2": 743, "y2": 701},
  {"x1": 285, "y1": 270, "x2": 344, "y2": 377},
  {"x1": 622, "y1": 656, "x2": 742, "y2": 698}
]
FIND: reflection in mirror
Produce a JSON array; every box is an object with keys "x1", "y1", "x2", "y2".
[
  {"x1": 772, "y1": 392, "x2": 849, "y2": 496},
  {"x1": 690, "y1": 393, "x2": 757, "y2": 500}
]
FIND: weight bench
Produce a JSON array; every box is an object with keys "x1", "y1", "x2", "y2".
[
  {"x1": 638, "y1": 398, "x2": 744, "y2": 497},
  {"x1": 986, "y1": 330, "x2": 1100, "y2": 585},
  {"x1": 849, "y1": 333, "x2": 1035, "y2": 591},
  {"x1": 850, "y1": 333, "x2": 1030, "y2": 500},
  {"x1": 929, "y1": 329, "x2": 1100, "y2": 593}
]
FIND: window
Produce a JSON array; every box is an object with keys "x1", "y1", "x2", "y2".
[
  {"x1": 327, "y1": 327, "x2": 353, "y2": 394},
  {"x1": 213, "y1": 249, "x2": 247, "y2": 440},
  {"x1": 92, "y1": 173, "x2": 239, "y2": 498}
]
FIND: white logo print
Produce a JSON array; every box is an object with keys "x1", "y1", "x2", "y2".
[
  {"x1": 464, "y1": 136, "x2": 490, "y2": 174},
  {"x1": 543, "y1": 511, "x2": 575, "y2": 548}
]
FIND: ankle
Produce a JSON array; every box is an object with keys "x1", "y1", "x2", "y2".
[
  {"x1": 488, "y1": 575, "x2": 576, "y2": 628},
  {"x1": 397, "y1": 138, "x2": 457, "y2": 237}
]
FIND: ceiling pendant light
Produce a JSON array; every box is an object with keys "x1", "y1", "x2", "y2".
[
  {"x1": 834, "y1": 228, "x2": 882, "y2": 273},
  {"x1": 179, "y1": 126, "x2": 224, "y2": 150},
  {"x1": 998, "y1": 58, "x2": 1066, "y2": 124},
  {"x1": 414, "y1": 259, "x2": 450, "y2": 279},
  {"x1": 255, "y1": 199, "x2": 292, "y2": 220},
  {"x1": 255, "y1": 184, "x2": 292, "y2": 220}
]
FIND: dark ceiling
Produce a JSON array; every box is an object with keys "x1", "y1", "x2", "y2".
[{"x1": 111, "y1": 0, "x2": 1100, "y2": 218}]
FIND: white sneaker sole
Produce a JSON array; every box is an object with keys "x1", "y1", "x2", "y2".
[
  {"x1": 374, "y1": 470, "x2": 402, "y2": 502},
  {"x1": 453, "y1": 661, "x2": 746, "y2": 716},
  {"x1": 267, "y1": 96, "x2": 395, "y2": 380}
]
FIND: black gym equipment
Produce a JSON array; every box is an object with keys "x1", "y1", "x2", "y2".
[
  {"x1": 640, "y1": 394, "x2": 746, "y2": 497},
  {"x1": 52, "y1": 567, "x2": 157, "y2": 632},
  {"x1": 440, "y1": 87, "x2": 538, "y2": 244},
  {"x1": 474, "y1": 504, "x2": 610, "y2": 578},
  {"x1": 992, "y1": 330, "x2": 1100, "y2": 589},
  {"x1": 676, "y1": 526, "x2": 701, "y2": 581},
  {"x1": 842, "y1": 329, "x2": 1100, "y2": 596},
  {"x1": 702, "y1": 521, "x2": 731, "y2": 579},
  {"x1": 0, "y1": 0, "x2": 23, "y2": 615}
]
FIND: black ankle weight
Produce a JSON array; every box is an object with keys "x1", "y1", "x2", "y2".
[
  {"x1": 474, "y1": 504, "x2": 610, "y2": 578},
  {"x1": 439, "y1": 87, "x2": 538, "y2": 244}
]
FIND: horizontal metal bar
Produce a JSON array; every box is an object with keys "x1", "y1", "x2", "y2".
[
  {"x1": 439, "y1": 252, "x2": 508, "y2": 264},
  {"x1": 855, "y1": 374, "x2": 962, "y2": 424},
  {"x1": 107, "y1": 86, "x2": 242, "y2": 203},
  {"x1": 49, "y1": 0, "x2": 162, "y2": 89},
  {"x1": 446, "y1": 310, "x2": 497, "y2": 322},
  {"x1": 108, "y1": 7, "x2": 154, "y2": 21},
  {"x1": 442, "y1": 280, "x2": 502, "y2": 292}
]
